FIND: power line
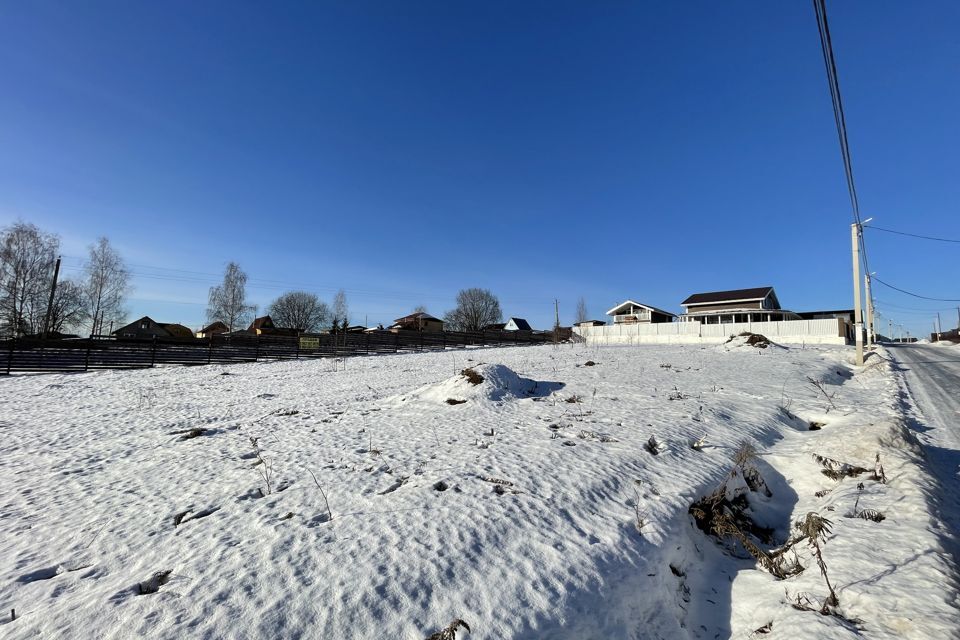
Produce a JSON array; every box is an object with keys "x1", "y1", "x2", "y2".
[
  {"x1": 866, "y1": 225, "x2": 960, "y2": 243},
  {"x1": 872, "y1": 276, "x2": 960, "y2": 302}
]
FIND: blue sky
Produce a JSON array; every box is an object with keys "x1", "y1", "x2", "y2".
[{"x1": 1, "y1": 1, "x2": 957, "y2": 336}]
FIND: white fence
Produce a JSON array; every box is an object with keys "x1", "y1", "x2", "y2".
[{"x1": 574, "y1": 318, "x2": 848, "y2": 345}]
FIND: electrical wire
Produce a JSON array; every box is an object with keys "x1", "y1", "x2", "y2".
[
  {"x1": 872, "y1": 276, "x2": 960, "y2": 302},
  {"x1": 813, "y1": 0, "x2": 873, "y2": 287},
  {"x1": 866, "y1": 225, "x2": 960, "y2": 243}
]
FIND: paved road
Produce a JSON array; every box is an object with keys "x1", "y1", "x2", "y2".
[
  {"x1": 889, "y1": 344, "x2": 960, "y2": 450},
  {"x1": 887, "y1": 343, "x2": 960, "y2": 573}
]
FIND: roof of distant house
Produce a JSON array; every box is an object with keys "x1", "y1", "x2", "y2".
[
  {"x1": 199, "y1": 321, "x2": 229, "y2": 333},
  {"x1": 393, "y1": 311, "x2": 442, "y2": 323},
  {"x1": 249, "y1": 316, "x2": 274, "y2": 330},
  {"x1": 506, "y1": 317, "x2": 532, "y2": 331},
  {"x1": 681, "y1": 287, "x2": 775, "y2": 306}
]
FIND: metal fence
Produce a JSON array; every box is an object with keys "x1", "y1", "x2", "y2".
[{"x1": 0, "y1": 329, "x2": 557, "y2": 375}]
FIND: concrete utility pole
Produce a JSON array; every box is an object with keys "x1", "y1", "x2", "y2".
[
  {"x1": 864, "y1": 273, "x2": 874, "y2": 347},
  {"x1": 936, "y1": 313, "x2": 942, "y2": 341},
  {"x1": 851, "y1": 223, "x2": 864, "y2": 365},
  {"x1": 41, "y1": 255, "x2": 61, "y2": 339}
]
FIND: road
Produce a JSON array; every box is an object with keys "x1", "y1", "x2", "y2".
[{"x1": 887, "y1": 343, "x2": 960, "y2": 572}]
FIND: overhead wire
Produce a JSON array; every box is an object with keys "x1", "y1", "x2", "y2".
[
  {"x1": 871, "y1": 276, "x2": 960, "y2": 302},
  {"x1": 865, "y1": 225, "x2": 960, "y2": 243}
]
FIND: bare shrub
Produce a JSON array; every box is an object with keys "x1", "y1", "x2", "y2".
[
  {"x1": 795, "y1": 512, "x2": 839, "y2": 613},
  {"x1": 425, "y1": 618, "x2": 470, "y2": 640}
]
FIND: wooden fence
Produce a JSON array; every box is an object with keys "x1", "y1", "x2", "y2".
[{"x1": 0, "y1": 329, "x2": 558, "y2": 375}]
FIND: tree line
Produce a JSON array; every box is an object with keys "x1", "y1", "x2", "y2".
[
  {"x1": 2, "y1": 220, "x2": 546, "y2": 338},
  {"x1": 0, "y1": 221, "x2": 130, "y2": 337}
]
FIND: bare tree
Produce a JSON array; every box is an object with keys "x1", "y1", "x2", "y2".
[
  {"x1": 0, "y1": 221, "x2": 59, "y2": 336},
  {"x1": 267, "y1": 291, "x2": 330, "y2": 332},
  {"x1": 82, "y1": 237, "x2": 131, "y2": 335},
  {"x1": 207, "y1": 262, "x2": 254, "y2": 331},
  {"x1": 48, "y1": 279, "x2": 85, "y2": 334},
  {"x1": 332, "y1": 289, "x2": 349, "y2": 327},
  {"x1": 413, "y1": 304, "x2": 428, "y2": 314},
  {"x1": 444, "y1": 288, "x2": 502, "y2": 332},
  {"x1": 575, "y1": 296, "x2": 589, "y2": 325}
]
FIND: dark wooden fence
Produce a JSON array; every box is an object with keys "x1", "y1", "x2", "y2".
[{"x1": 0, "y1": 329, "x2": 559, "y2": 375}]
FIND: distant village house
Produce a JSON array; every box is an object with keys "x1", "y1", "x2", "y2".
[
  {"x1": 503, "y1": 317, "x2": 532, "y2": 332},
  {"x1": 390, "y1": 312, "x2": 444, "y2": 332},
  {"x1": 679, "y1": 287, "x2": 800, "y2": 324},
  {"x1": 113, "y1": 316, "x2": 194, "y2": 339}
]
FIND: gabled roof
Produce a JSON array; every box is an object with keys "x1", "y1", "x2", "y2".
[
  {"x1": 199, "y1": 321, "x2": 229, "y2": 334},
  {"x1": 249, "y1": 316, "x2": 275, "y2": 330},
  {"x1": 681, "y1": 287, "x2": 776, "y2": 306},
  {"x1": 605, "y1": 300, "x2": 677, "y2": 317},
  {"x1": 393, "y1": 311, "x2": 442, "y2": 324},
  {"x1": 506, "y1": 317, "x2": 532, "y2": 331}
]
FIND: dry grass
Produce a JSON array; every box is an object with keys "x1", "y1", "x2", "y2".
[
  {"x1": 460, "y1": 368, "x2": 484, "y2": 385},
  {"x1": 425, "y1": 618, "x2": 471, "y2": 640}
]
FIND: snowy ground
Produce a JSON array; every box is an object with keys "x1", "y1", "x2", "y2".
[{"x1": 0, "y1": 341, "x2": 957, "y2": 639}]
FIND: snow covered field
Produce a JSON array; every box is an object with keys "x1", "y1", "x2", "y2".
[{"x1": 1, "y1": 341, "x2": 956, "y2": 639}]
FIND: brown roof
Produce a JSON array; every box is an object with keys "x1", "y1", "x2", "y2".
[
  {"x1": 199, "y1": 321, "x2": 229, "y2": 334},
  {"x1": 250, "y1": 316, "x2": 275, "y2": 330},
  {"x1": 681, "y1": 287, "x2": 775, "y2": 306},
  {"x1": 393, "y1": 311, "x2": 442, "y2": 323}
]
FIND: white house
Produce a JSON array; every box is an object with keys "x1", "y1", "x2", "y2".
[{"x1": 605, "y1": 300, "x2": 676, "y2": 325}]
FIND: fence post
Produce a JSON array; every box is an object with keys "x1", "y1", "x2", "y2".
[
  {"x1": 395, "y1": 332, "x2": 399, "y2": 353},
  {"x1": 208, "y1": 336, "x2": 213, "y2": 364},
  {"x1": 84, "y1": 338, "x2": 91, "y2": 372},
  {"x1": 255, "y1": 335, "x2": 261, "y2": 361},
  {"x1": 296, "y1": 334, "x2": 300, "y2": 360},
  {"x1": 150, "y1": 336, "x2": 157, "y2": 367},
  {"x1": 6, "y1": 337, "x2": 14, "y2": 375}
]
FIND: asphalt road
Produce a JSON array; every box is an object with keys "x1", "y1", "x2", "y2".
[
  {"x1": 887, "y1": 343, "x2": 960, "y2": 575},
  {"x1": 889, "y1": 344, "x2": 960, "y2": 449}
]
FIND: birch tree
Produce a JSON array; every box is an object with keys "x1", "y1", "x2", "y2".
[
  {"x1": 0, "y1": 221, "x2": 59, "y2": 336},
  {"x1": 207, "y1": 262, "x2": 253, "y2": 331},
  {"x1": 332, "y1": 289, "x2": 349, "y2": 328},
  {"x1": 575, "y1": 296, "x2": 589, "y2": 325},
  {"x1": 82, "y1": 237, "x2": 131, "y2": 335}
]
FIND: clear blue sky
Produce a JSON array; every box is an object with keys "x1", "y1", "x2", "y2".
[{"x1": 1, "y1": 1, "x2": 957, "y2": 336}]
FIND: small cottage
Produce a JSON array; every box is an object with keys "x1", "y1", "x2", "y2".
[{"x1": 503, "y1": 318, "x2": 532, "y2": 332}]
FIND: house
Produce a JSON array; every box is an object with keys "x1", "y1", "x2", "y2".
[
  {"x1": 390, "y1": 311, "x2": 444, "y2": 332},
  {"x1": 679, "y1": 287, "x2": 800, "y2": 324},
  {"x1": 503, "y1": 317, "x2": 532, "y2": 331},
  {"x1": 575, "y1": 320, "x2": 607, "y2": 327},
  {"x1": 247, "y1": 315, "x2": 301, "y2": 336},
  {"x1": 482, "y1": 323, "x2": 506, "y2": 331},
  {"x1": 196, "y1": 321, "x2": 229, "y2": 338},
  {"x1": 248, "y1": 316, "x2": 277, "y2": 335},
  {"x1": 113, "y1": 316, "x2": 194, "y2": 339},
  {"x1": 605, "y1": 300, "x2": 676, "y2": 324}
]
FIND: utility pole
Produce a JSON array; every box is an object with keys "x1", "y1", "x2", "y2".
[
  {"x1": 864, "y1": 273, "x2": 874, "y2": 347},
  {"x1": 41, "y1": 255, "x2": 61, "y2": 339},
  {"x1": 936, "y1": 313, "x2": 942, "y2": 341},
  {"x1": 851, "y1": 223, "x2": 864, "y2": 365},
  {"x1": 554, "y1": 299, "x2": 560, "y2": 344},
  {"x1": 888, "y1": 319, "x2": 892, "y2": 343}
]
